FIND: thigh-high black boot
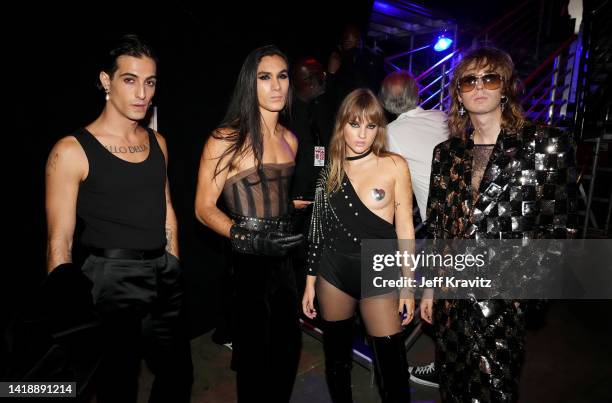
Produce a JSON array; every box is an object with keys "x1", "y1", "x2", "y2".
[
  {"x1": 322, "y1": 318, "x2": 354, "y2": 403},
  {"x1": 370, "y1": 332, "x2": 411, "y2": 403}
]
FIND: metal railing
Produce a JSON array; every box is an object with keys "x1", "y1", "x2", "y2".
[
  {"x1": 521, "y1": 35, "x2": 579, "y2": 125},
  {"x1": 381, "y1": 0, "x2": 575, "y2": 118},
  {"x1": 416, "y1": 50, "x2": 458, "y2": 110},
  {"x1": 411, "y1": 1, "x2": 542, "y2": 111}
]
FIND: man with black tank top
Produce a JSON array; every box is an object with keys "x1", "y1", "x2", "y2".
[{"x1": 45, "y1": 35, "x2": 192, "y2": 402}]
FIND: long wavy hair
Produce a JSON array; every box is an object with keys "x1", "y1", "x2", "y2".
[
  {"x1": 448, "y1": 46, "x2": 525, "y2": 140},
  {"x1": 212, "y1": 45, "x2": 292, "y2": 178},
  {"x1": 326, "y1": 89, "x2": 390, "y2": 193}
]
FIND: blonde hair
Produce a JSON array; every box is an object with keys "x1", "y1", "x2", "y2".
[{"x1": 326, "y1": 89, "x2": 390, "y2": 193}]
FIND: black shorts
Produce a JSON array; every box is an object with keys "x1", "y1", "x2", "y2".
[{"x1": 318, "y1": 248, "x2": 400, "y2": 300}]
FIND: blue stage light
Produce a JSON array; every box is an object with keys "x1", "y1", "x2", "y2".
[{"x1": 434, "y1": 35, "x2": 453, "y2": 52}]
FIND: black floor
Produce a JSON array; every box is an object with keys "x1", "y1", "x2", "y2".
[{"x1": 137, "y1": 301, "x2": 612, "y2": 402}]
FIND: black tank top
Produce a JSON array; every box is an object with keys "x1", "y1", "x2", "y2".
[
  {"x1": 75, "y1": 128, "x2": 166, "y2": 249},
  {"x1": 222, "y1": 163, "x2": 294, "y2": 218}
]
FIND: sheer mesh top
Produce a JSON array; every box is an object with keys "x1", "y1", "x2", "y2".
[
  {"x1": 471, "y1": 144, "x2": 495, "y2": 205},
  {"x1": 223, "y1": 163, "x2": 295, "y2": 218}
]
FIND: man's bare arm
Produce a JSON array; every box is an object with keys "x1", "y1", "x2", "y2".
[
  {"x1": 45, "y1": 137, "x2": 87, "y2": 272},
  {"x1": 165, "y1": 181, "x2": 180, "y2": 258},
  {"x1": 155, "y1": 132, "x2": 180, "y2": 258},
  {"x1": 195, "y1": 131, "x2": 235, "y2": 238},
  {"x1": 392, "y1": 155, "x2": 416, "y2": 302}
]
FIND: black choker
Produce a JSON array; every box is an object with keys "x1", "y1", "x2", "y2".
[{"x1": 346, "y1": 148, "x2": 372, "y2": 161}]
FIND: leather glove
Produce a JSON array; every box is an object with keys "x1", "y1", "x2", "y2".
[{"x1": 230, "y1": 224, "x2": 303, "y2": 256}]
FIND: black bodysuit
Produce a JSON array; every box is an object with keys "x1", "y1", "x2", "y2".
[{"x1": 308, "y1": 168, "x2": 397, "y2": 299}]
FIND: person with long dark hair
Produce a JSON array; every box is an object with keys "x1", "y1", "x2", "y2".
[
  {"x1": 421, "y1": 46, "x2": 578, "y2": 402},
  {"x1": 302, "y1": 88, "x2": 415, "y2": 403},
  {"x1": 195, "y1": 45, "x2": 303, "y2": 402}
]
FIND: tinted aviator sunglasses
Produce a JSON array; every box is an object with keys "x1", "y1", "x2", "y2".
[{"x1": 457, "y1": 73, "x2": 504, "y2": 93}]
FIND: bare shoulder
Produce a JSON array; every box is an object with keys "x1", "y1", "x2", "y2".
[
  {"x1": 209, "y1": 127, "x2": 237, "y2": 145},
  {"x1": 203, "y1": 127, "x2": 237, "y2": 158},
  {"x1": 152, "y1": 129, "x2": 166, "y2": 146},
  {"x1": 211, "y1": 127, "x2": 238, "y2": 140},
  {"x1": 150, "y1": 129, "x2": 170, "y2": 161},
  {"x1": 47, "y1": 136, "x2": 87, "y2": 177},
  {"x1": 382, "y1": 153, "x2": 409, "y2": 173},
  {"x1": 50, "y1": 136, "x2": 86, "y2": 162},
  {"x1": 282, "y1": 125, "x2": 298, "y2": 143},
  {"x1": 282, "y1": 126, "x2": 298, "y2": 152},
  {"x1": 382, "y1": 154, "x2": 411, "y2": 188},
  {"x1": 150, "y1": 128, "x2": 168, "y2": 153}
]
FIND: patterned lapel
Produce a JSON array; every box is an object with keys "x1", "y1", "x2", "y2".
[
  {"x1": 468, "y1": 130, "x2": 523, "y2": 237},
  {"x1": 428, "y1": 130, "x2": 522, "y2": 239},
  {"x1": 436, "y1": 137, "x2": 473, "y2": 239}
]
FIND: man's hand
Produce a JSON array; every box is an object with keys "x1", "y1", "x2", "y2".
[
  {"x1": 302, "y1": 284, "x2": 317, "y2": 319},
  {"x1": 230, "y1": 225, "x2": 303, "y2": 256},
  {"x1": 292, "y1": 200, "x2": 313, "y2": 209},
  {"x1": 399, "y1": 297, "x2": 415, "y2": 326},
  {"x1": 420, "y1": 298, "x2": 433, "y2": 324}
]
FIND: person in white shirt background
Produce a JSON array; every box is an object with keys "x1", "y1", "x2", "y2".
[
  {"x1": 381, "y1": 71, "x2": 450, "y2": 224},
  {"x1": 379, "y1": 70, "x2": 449, "y2": 388}
]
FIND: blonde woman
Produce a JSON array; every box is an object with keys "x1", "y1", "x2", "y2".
[{"x1": 302, "y1": 88, "x2": 415, "y2": 403}]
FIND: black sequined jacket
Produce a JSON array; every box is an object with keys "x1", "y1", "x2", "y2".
[
  {"x1": 423, "y1": 122, "x2": 579, "y2": 315},
  {"x1": 426, "y1": 123, "x2": 578, "y2": 241},
  {"x1": 424, "y1": 124, "x2": 579, "y2": 402}
]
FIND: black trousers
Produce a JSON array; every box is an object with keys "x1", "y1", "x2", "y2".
[
  {"x1": 230, "y1": 252, "x2": 302, "y2": 402},
  {"x1": 434, "y1": 299, "x2": 525, "y2": 402},
  {"x1": 81, "y1": 253, "x2": 193, "y2": 403}
]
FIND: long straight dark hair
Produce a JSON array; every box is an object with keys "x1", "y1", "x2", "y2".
[{"x1": 213, "y1": 45, "x2": 292, "y2": 178}]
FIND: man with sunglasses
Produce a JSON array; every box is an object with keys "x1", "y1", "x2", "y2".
[{"x1": 420, "y1": 46, "x2": 578, "y2": 402}]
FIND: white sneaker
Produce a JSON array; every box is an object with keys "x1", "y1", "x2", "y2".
[{"x1": 408, "y1": 362, "x2": 439, "y2": 388}]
